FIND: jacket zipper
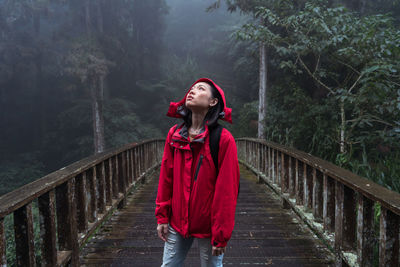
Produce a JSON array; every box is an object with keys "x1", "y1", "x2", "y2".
[
  {"x1": 194, "y1": 154, "x2": 203, "y2": 181},
  {"x1": 187, "y1": 153, "x2": 203, "y2": 238}
]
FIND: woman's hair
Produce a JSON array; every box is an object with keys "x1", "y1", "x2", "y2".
[{"x1": 181, "y1": 81, "x2": 223, "y2": 129}]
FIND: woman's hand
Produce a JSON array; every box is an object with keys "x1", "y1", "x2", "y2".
[
  {"x1": 212, "y1": 246, "x2": 226, "y2": 256},
  {"x1": 157, "y1": 223, "x2": 169, "y2": 242}
]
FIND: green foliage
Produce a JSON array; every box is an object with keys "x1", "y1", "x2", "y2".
[
  {"x1": 231, "y1": 0, "x2": 400, "y2": 193},
  {"x1": 64, "y1": 38, "x2": 115, "y2": 84},
  {"x1": 234, "y1": 101, "x2": 258, "y2": 138},
  {"x1": 0, "y1": 152, "x2": 45, "y2": 196},
  {"x1": 104, "y1": 98, "x2": 163, "y2": 148}
]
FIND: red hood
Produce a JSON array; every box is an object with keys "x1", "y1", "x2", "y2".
[{"x1": 166, "y1": 78, "x2": 232, "y2": 124}]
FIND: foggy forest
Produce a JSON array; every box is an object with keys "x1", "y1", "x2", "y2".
[
  {"x1": 1, "y1": 0, "x2": 400, "y2": 266},
  {"x1": 1, "y1": 0, "x2": 399, "y2": 195}
]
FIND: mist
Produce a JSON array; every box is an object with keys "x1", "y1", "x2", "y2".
[{"x1": 1, "y1": 0, "x2": 399, "y2": 197}]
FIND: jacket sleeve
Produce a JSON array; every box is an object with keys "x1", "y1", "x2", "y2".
[
  {"x1": 211, "y1": 130, "x2": 240, "y2": 247},
  {"x1": 155, "y1": 126, "x2": 176, "y2": 224}
]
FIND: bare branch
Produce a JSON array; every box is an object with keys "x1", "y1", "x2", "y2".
[
  {"x1": 334, "y1": 57, "x2": 361, "y2": 75},
  {"x1": 348, "y1": 72, "x2": 363, "y2": 94},
  {"x1": 313, "y1": 54, "x2": 320, "y2": 75},
  {"x1": 296, "y1": 54, "x2": 334, "y2": 94}
]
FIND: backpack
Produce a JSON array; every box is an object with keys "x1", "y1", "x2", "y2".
[{"x1": 172, "y1": 123, "x2": 240, "y2": 196}]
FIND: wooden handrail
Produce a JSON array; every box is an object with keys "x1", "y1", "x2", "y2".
[
  {"x1": 0, "y1": 139, "x2": 165, "y2": 266},
  {"x1": 237, "y1": 138, "x2": 400, "y2": 267}
]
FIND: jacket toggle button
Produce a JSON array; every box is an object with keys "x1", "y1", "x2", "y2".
[
  {"x1": 170, "y1": 142, "x2": 174, "y2": 145},
  {"x1": 180, "y1": 145, "x2": 183, "y2": 148}
]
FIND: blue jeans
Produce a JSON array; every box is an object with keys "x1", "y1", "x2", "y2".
[{"x1": 161, "y1": 225, "x2": 224, "y2": 267}]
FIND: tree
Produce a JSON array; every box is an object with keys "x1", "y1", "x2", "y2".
[
  {"x1": 239, "y1": 1, "x2": 400, "y2": 155},
  {"x1": 64, "y1": 39, "x2": 114, "y2": 154}
]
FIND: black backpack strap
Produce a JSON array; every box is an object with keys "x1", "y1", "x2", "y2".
[{"x1": 209, "y1": 123, "x2": 223, "y2": 174}]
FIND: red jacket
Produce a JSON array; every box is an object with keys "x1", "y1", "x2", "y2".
[{"x1": 155, "y1": 78, "x2": 240, "y2": 247}]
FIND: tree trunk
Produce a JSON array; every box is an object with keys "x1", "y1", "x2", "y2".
[
  {"x1": 90, "y1": 76, "x2": 105, "y2": 154},
  {"x1": 96, "y1": 0, "x2": 104, "y2": 34},
  {"x1": 84, "y1": 0, "x2": 91, "y2": 37},
  {"x1": 258, "y1": 42, "x2": 267, "y2": 139},
  {"x1": 360, "y1": 0, "x2": 366, "y2": 14},
  {"x1": 340, "y1": 98, "x2": 346, "y2": 153}
]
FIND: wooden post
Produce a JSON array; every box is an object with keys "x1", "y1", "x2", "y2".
[
  {"x1": 288, "y1": 157, "x2": 295, "y2": 198},
  {"x1": 87, "y1": 167, "x2": 97, "y2": 222},
  {"x1": 335, "y1": 181, "x2": 345, "y2": 266},
  {"x1": 271, "y1": 149, "x2": 276, "y2": 183},
  {"x1": 118, "y1": 153, "x2": 127, "y2": 208},
  {"x1": 56, "y1": 179, "x2": 79, "y2": 266},
  {"x1": 268, "y1": 147, "x2": 272, "y2": 180},
  {"x1": 379, "y1": 207, "x2": 399, "y2": 267},
  {"x1": 75, "y1": 173, "x2": 88, "y2": 232},
  {"x1": 129, "y1": 149, "x2": 134, "y2": 184},
  {"x1": 312, "y1": 169, "x2": 323, "y2": 221},
  {"x1": 357, "y1": 195, "x2": 374, "y2": 266},
  {"x1": 105, "y1": 159, "x2": 112, "y2": 205},
  {"x1": 303, "y1": 163, "x2": 313, "y2": 209},
  {"x1": 323, "y1": 174, "x2": 335, "y2": 232},
  {"x1": 0, "y1": 218, "x2": 6, "y2": 266},
  {"x1": 281, "y1": 153, "x2": 288, "y2": 193},
  {"x1": 38, "y1": 190, "x2": 57, "y2": 267},
  {"x1": 276, "y1": 150, "x2": 280, "y2": 185},
  {"x1": 343, "y1": 186, "x2": 357, "y2": 250},
  {"x1": 14, "y1": 203, "x2": 35, "y2": 267},
  {"x1": 295, "y1": 159, "x2": 304, "y2": 205},
  {"x1": 97, "y1": 162, "x2": 106, "y2": 213},
  {"x1": 112, "y1": 156, "x2": 119, "y2": 198}
]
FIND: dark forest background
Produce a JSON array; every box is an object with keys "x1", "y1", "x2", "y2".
[{"x1": 0, "y1": 0, "x2": 399, "y2": 196}]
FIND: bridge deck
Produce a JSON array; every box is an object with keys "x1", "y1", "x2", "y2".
[{"x1": 80, "y1": 165, "x2": 334, "y2": 266}]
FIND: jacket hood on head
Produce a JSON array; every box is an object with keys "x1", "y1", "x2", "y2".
[{"x1": 166, "y1": 78, "x2": 232, "y2": 124}]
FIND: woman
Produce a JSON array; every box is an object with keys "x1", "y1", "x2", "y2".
[{"x1": 155, "y1": 78, "x2": 240, "y2": 267}]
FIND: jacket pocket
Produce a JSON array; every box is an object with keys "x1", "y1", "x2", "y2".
[{"x1": 194, "y1": 154, "x2": 203, "y2": 181}]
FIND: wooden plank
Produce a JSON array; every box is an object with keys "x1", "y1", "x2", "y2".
[
  {"x1": 75, "y1": 172, "x2": 88, "y2": 232},
  {"x1": 38, "y1": 190, "x2": 57, "y2": 267},
  {"x1": 357, "y1": 195, "x2": 374, "y2": 266},
  {"x1": 0, "y1": 218, "x2": 6, "y2": 266},
  {"x1": 312, "y1": 169, "x2": 323, "y2": 221},
  {"x1": 14, "y1": 203, "x2": 35, "y2": 266},
  {"x1": 323, "y1": 174, "x2": 335, "y2": 232},
  {"x1": 80, "y1": 164, "x2": 335, "y2": 266},
  {"x1": 379, "y1": 207, "x2": 399, "y2": 267}
]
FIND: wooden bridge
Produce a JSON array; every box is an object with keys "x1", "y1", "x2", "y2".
[{"x1": 0, "y1": 138, "x2": 399, "y2": 266}]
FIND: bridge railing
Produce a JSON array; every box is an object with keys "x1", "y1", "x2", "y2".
[
  {"x1": 237, "y1": 138, "x2": 400, "y2": 267},
  {"x1": 0, "y1": 139, "x2": 164, "y2": 267}
]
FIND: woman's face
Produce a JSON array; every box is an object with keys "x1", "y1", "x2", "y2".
[{"x1": 185, "y1": 82, "x2": 218, "y2": 112}]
